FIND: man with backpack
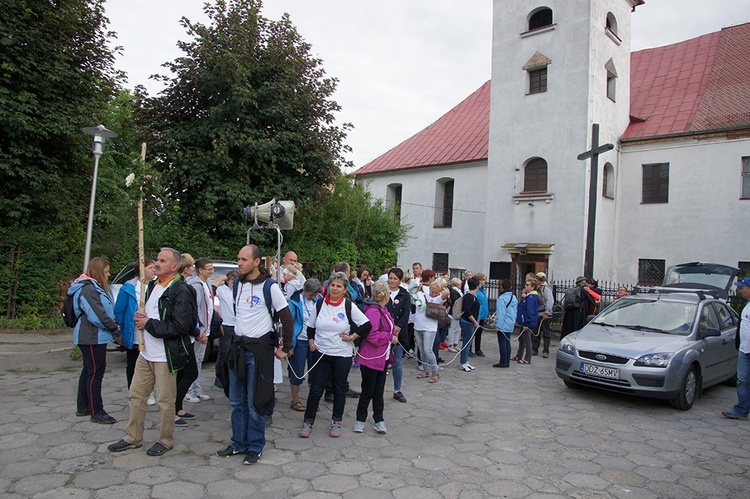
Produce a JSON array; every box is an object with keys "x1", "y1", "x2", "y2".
[
  {"x1": 532, "y1": 272, "x2": 555, "y2": 358},
  {"x1": 560, "y1": 276, "x2": 596, "y2": 339},
  {"x1": 216, "y1": 244, "x2": 294, "y2": 465},
  {"x1": 107, "y1": 247, "x2": 197, "y2": 457}
]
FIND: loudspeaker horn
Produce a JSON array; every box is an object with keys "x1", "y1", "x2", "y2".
[{"x1": 243, "y1": 199, "x2": 295, "y2": 230}]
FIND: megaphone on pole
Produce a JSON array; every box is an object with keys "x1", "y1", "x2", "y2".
[{"x1": 243, "y1": 199, "x2": 295, "y2": 230}]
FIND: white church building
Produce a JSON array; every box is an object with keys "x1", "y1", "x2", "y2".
[{"x1": 354, "y1": 0, "x2": 750, "y2": 286}]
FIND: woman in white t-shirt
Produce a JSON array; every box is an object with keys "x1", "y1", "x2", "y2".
[
  {"x1": 298, "y1": 272, "x2": 371, "y2": 439},
  {"x1": 413, "y1": 281, "x2": 444, "y2": 383}
]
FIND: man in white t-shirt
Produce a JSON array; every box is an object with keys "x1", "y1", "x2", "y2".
[
  {"x1": 216, "y1": 244, "x2": 294, "y2": 465},
  {"x1": 722, "y1": 277, "x2": 750, "y2": 421},
  {"x1": 108, "y1": 247, "x2": 197, "y2": 457}
]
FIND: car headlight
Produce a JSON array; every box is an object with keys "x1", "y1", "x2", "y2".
[
  {"x1": 634, "y1": 353, "x2": 672, "y2": 367},
  {"x1": 558, "y1": 338, "x2": 575, "y2": 355}
]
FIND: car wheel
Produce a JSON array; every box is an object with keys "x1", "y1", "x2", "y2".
[
  {"x1": 670, "y1": 365, "x2": 699, "y2": 410},
  {"x1": 563, "y1": 380, "x2": 580, "y2": 389},
  {"x1": 724, "y1": 373, "x2": 738, "y2": 387}
]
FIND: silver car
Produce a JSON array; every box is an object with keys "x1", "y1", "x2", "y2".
[{"x1": 556, "y1": 286, "x2": 739, "y2": 410}]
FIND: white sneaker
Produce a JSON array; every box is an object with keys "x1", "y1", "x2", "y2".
[
  {"x1": 147, "y1": 392, "x2": 157, "y2": 406},
  {"x1": 466, "y1": 363, "x2": 476, "y2": 371},
  {"x1": 352, "y1": 421, "x2": 365, "y2": 433},
  {"x1": 195, "y1": 392, "x2": 211, "y2": 401},
  {"x1": 184, "y1": 394, "x2": 201, "y2": 403},
  {"x1": 460, "y1": 363, "x2": 472, "y2": 372}
]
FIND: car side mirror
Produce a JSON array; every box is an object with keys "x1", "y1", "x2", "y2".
[{"x1": 701, "y1": 327, "x2": 721, "y2": 338}]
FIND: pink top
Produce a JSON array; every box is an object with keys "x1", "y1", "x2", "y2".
[{"x1": 356, "y1": 304, "x2": 395, "y2": 371}]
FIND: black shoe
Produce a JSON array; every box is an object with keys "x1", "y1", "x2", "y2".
[
  {"x1": 174, "y1": 418, "x2": 188, "y2": 427},
  {"x1": 146, "y1": 442, "x2": 170, "y2": 456},
  {"x1": 108, "y1": 439, "x2": 142, "y2": 453},
  {"x1": 217, "y1": 445, "x2": 243, "y2": 457},
  {"x1": 468, "y1": 351, "x2": 475, "y2": 357},
  {"x1": 76, "y1": 409, "x2": 91, "y2": 417},
  {"x1": 542, "y1": 352, "x2": 549, "y2": 358},
  {"x1": 531, "y1": 350, "x2": 539, "y2": 356},
  {"x1": 345, "y1": 388, "x2": 360, "y2": 398},
  {"x1": 493, "y1": 363, "x2": 509, "y2": 368},
  {"x1": 324, "y1": 392, "x2": 334, "y2": 403},
  {"x1": 393, "y1": 391, "x2": 407, "y2": 403},
  {"x1": 244, "y1": 451, "x2": 262, "y2": 465},
  {"x1": 91, "y1": 412, "x2": 117, "y2": 424},
  {"x1": 475, "y1": 350, "x2": 486, "y2": 357},
  {"x1": 177, "y1": 412, "x2": 196, "y2": 420},
  {"x1": 437, "y1": 357, "x2": 445, "y2": 364}
]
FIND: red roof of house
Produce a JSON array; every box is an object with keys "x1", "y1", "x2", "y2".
[
  {"x1": 356, "y1": 23, "x2": 750, "y2": 176},
  {"x1": 354, "y1": 81, "x2": 490, "y2": 176}
]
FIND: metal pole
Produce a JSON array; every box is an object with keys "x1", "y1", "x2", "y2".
[{"x1": 82, "y1": 154, "x2": 101, "y2": 273}]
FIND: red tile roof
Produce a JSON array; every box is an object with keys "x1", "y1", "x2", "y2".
[
  {"x1": 356, "y1": 23, "x2": 750, "y2": 176},
  {"x1": 354, "y1": 81, "x2": 490, "y2": 176}
]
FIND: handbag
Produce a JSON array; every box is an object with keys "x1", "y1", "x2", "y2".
[{"x1": 426, "y1": 302, "x2": 451, "y2": 328}]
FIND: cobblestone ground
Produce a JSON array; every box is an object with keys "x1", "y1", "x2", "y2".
[{"x1": 1, "y1": 332, "x2": 749, "y2": 498}]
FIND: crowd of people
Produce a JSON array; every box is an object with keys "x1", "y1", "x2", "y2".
[{"x1": 67, "y1": 250, "x2": 750, "y2": 464}]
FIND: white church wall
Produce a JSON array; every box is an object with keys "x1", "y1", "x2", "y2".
[
  {"x1": 358, "y1": 161, "x2": 488, "y2": 274},
  {"x1": 615, "y1": 136, "x2": 750, "y2": 283}
]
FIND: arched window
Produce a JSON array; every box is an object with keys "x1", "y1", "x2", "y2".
[
  {"x1": 523, "y1": 158, "x2": 548, "y2": 193},
  {"x1": 606, "y1": 12, "x2": 618, "y2": 37},
  {"x1": 603, "y1": 163, "x2": 615, "y2": 198},
  {"x1": 528, "y1": 8, "x2": 553, "y2": 31},
  {"x1": 434, "y1": 178, "x2": 454, "y2": 228},
  {"x1": 386, "y1": 183, "x2": 402, "y2": 219}
]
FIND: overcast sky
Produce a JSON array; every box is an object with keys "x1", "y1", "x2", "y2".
[{"x1": 105, "y1": 0, "x2": 750, "y2": 170}]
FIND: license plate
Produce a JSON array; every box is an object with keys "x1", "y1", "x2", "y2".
[{"x1": 580, "y1": 363, "x2": 620, "y2": 380}]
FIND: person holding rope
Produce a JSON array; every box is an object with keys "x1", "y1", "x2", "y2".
[
  {"x1": 459, "y1": 277, "x2": 481, "y2": 372},
  {"x1": 287, "y1": 278, "x2": 323, "y2": 412},
  {"x1": 299, "y1": 272, "x2": 371, "y2": 438},
  {"x1": 413, "y1": 281, "x2": 443, "y2": 383},
  {"x1": 493, "y1": 279, "x2": 518, "y2": 368},
  {"x1": 386, "y1": 267, "x2": 411, "y2": 403},
  {"x1": 353, "y1": 281, "x2": 398, "y2": 434},
  {"x1": 513, "y1": 277, "x2": 540, "y2": 365}
]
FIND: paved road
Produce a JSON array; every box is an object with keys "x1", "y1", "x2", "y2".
[{"x1": 1, "y1": 331, "x2": 749, "y2": 498}]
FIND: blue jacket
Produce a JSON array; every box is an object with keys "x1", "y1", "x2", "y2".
[
  {"x1": 516, "y1": 291, "x2": 540, "y2": 329},
  {"x1": 288, "y1": 289, "x2": 321, "y2": 349},
  {"x1": 477, "y1": 287, "x2": 489, "y2": 322},
  {"x1": 68, "y1": 277, "x2": 119, "y2": 345},
  {"x1": 495, "y1": 290, "x2": 518, "y2": 333},
  {"x1": 113, "y1": 280, "x2": 137, "y2": 349}
]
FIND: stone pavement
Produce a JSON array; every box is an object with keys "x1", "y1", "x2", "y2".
[{"x1": 1, "y1": 331, "x2": 750, "y2": 498}]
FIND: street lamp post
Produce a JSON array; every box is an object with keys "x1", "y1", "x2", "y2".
[{"x1": 81, "y1": 125, "x2": 118, "y2": 273}]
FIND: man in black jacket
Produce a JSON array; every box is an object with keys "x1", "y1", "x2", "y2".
[{"x1": 108, "y1": 247, "x2": 197, "y2": 457}]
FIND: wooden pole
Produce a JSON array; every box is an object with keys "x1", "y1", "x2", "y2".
[{"x1": 137, "y1": 143, "x2": 147, "y2": 352}]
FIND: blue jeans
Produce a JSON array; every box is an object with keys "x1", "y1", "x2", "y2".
[
  {"x1": 392, "y1": 344, "x2": 404, "y2": 392},
  {"x1": 497, "y1": 330, "x2": 512, "y2": 366},
  {"x1": 228, "y1": 351, "x2": 266, "y2": 453},
  {"x1": 288, "y1": 339, "x2": 311, "y2": 386},
  {"x1": 460, "y1": 319, "x2": 474, "y2": 364},
  {"x1": 733, "y1": 351, "x2": 750, "y2": 416}
]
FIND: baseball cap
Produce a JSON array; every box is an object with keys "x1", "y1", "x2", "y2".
[
  {"x1": 735, "y1": 277, "x2": 750, "y2": 288},
  {"x1": 536, "y1": 272, "x2": 546, "y2": 279}
]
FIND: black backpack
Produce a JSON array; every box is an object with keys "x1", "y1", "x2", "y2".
[
  {"x1": 62, "y1": 282, "x2": 89, "y2": 328},
  {"x1": 563, "y1": 286, "x2": 582, "y2": 311}
]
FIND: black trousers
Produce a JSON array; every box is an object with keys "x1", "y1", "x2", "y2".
[
  {"x1": 356, "y1": 365, "x2": 387, "y2": 423},
  {"x1": 175, "y1": 341, "x2": 198, "y2": 414},
  {"x1": 215, "y1": 325, "x2": 235, "y2": 384},
  {"x1": 474, "y1": 326, "x2": 484, "y2": 352},
  {"x1": 305, "y1": 352, "x2": 350, "y2": 423},
  {"x1": 77, "y1": 343, "x2": 107, "y2": 416},
  {"x1": 125, "y1": 347, "x2": 139, "y2": 389}
]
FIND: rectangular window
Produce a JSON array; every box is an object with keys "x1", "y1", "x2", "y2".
[
  {"x1": 606, "y1": 72, "x2": 616, "y2": 101},
  {"x1": 742, "y1": 157, "x2": 750, "y2": 199},
  {"x1": 489, "y1": 262, "x2": 511, "y2": 281},
  {"x1": 642, "y1": 163, "x2": 669, "y2": 203},
  {"x1": 433, "y1": 253, "x2": 449, "y2": 273},
  {"x1": 438, "y1": 180, "x2": 454, "y2": 227},
  {"x1": 529, "y1": 68, "x2": 547, "y2": 94},
  {"x1": 638, "y1": 259, "x2": 665, "y2": 286},
  {"x1": 387, "y1": 184, "x2": 402, "y2": 219}
]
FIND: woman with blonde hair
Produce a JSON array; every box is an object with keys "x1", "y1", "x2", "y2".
[
  {"x1": 68, "y1": 257, "x2": 121, "y2": 424},
  {"x1": 353, "y1": 281, "x2": 398, "y2": 433}
]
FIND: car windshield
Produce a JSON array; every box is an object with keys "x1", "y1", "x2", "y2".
[{"x1": 593, "y1": 298, "x2": 697, "y2": 336}]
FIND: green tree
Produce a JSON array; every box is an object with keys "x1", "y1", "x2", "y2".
[
  {"x1": 0, "y1": 0, "x2": 120, "y2": 319},
  {"x1": 142, "y1": 0, "x2": 351, "y2": 243},
  {"x1": 288, "y1": 175, "x2": 410, "y2": 276}
]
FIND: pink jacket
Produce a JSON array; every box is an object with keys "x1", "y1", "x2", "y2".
[{"x1": 356, "y1": 304, "x2": 395, "y2": 371}]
